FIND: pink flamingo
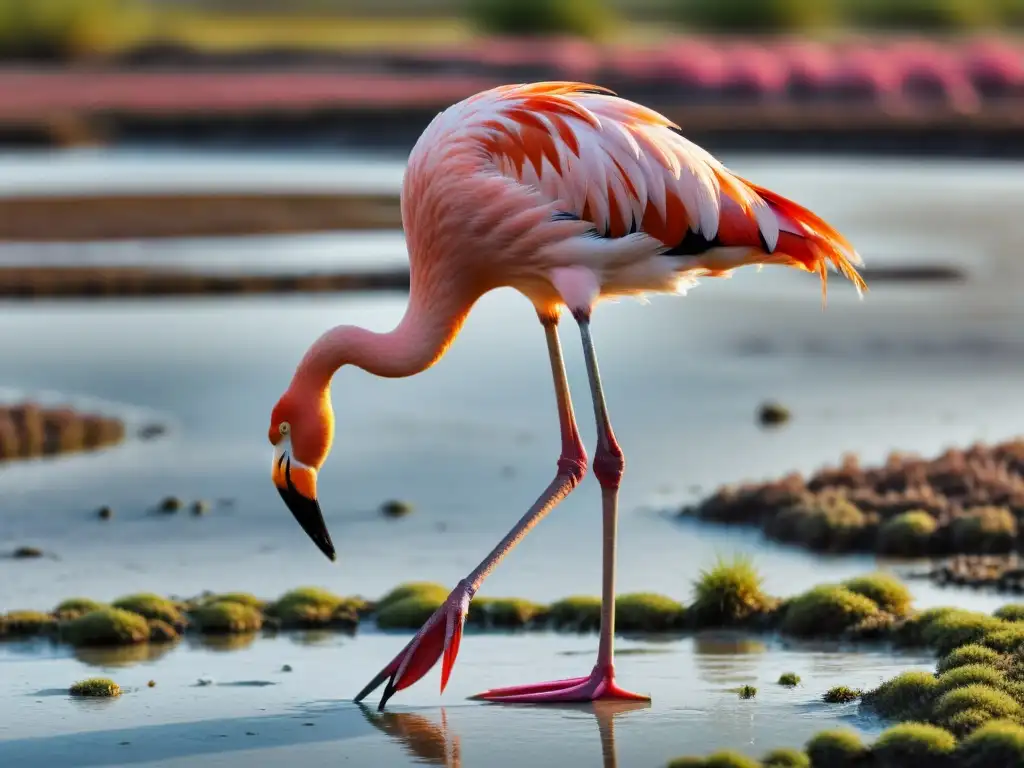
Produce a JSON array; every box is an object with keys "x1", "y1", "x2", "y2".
[{"x1": 269, "y1": 82, "x2": 866, "y2": 710}]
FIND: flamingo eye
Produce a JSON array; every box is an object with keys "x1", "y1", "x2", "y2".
[{"x1": 279, "y1": 422, "x2": 290, "y2": 436}]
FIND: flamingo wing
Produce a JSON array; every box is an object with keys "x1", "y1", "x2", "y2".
[{"x1": 456, "y1": 82, "x2": 866, "y2": 298}]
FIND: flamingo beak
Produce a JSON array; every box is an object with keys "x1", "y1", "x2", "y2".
[{"x1": 272, "y1": 446, "x2": 336, "y2": 562}]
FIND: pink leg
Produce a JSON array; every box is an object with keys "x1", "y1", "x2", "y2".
[
  {"x1": 355, "y1": 313, "x2": 588, "y2": 710},
  {"x1": 475, "y1": 310, "x2": 650, "y2": 704}
]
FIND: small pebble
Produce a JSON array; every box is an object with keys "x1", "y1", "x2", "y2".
[
  {"x1": 191, "y1": 500, "x2": 210, "y2": 516},
  {"x1": 97, "y1": 506, "x2": 113, "y2": 520},
  {"x1": 147, "y1": 680, "x2": 156, "y2": 688},
  {"x1": 281, "y1": 664, "x2": 293, "y2": 673},
  {"x1": 380, "y1": 499, "x2": 413, "y2": 518},
  {"x1": 159, "y1": 496, "x2": 182, "y2": 514},
  {"x1": 758, "y1": 401, "x2": 791, "y2": 427},
  {"x1": 137, "y1": 424, "x2": 166, "y2": 440},
  {"x1": 246, "y1": 732, "x2": 256, "y2": 736},
  {"x1": 13, "y1": 546, "x2": 43, "y2": 559}
]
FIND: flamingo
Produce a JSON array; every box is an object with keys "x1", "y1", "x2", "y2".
[{"x1": 269, "y1": 81, "x2": 867, "y2": 710}]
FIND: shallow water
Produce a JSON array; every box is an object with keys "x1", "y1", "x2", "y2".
[
  {"x1": 0, "y1": 630, "x2": 935, "y2": 767},
  {"x1": 1, "y1": 149, "x2": 1023, "y2": 765},
  {"x1": 1, "y1": 276, "x2": 1022, "y2": 612}
]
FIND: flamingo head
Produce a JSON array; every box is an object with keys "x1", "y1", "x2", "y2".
[{"x1": 269, "y1": 386, "x2": 336, "y2": 562}]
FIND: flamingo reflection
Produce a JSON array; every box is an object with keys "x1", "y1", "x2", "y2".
[{"x1": 358, "y1": 700, "x2": 649, "y2": 768}]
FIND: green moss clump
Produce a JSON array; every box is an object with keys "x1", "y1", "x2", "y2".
[
  {"x1": 950, "y1": 507, "x2": 1018, "y2": 554},
  {"x1": 996, "y1": 605, "x2": 1024, "y2": 623},
  {"x1": 770, "y1": 496, "x2": 868, "y2": 553},
  {"x1": 269, "y1": 587, "x2": 359, "y2": 629},
  {"x1": 738, "y1": 685, "x2": 757, "y2": 699},
  {"x1": 956, "y1": 719, "x2": 1024, "y2": 766},
  {"x1": 822, "y1": 686, "x2": 862, "y2": 704},
  {"x1": 203, "y1": 593, "x2": 265, "y2": 610},
  {"x1": 548, "y1": 596, "x2": 602, "y2": 632},
  {"x1": 54, "y1": 598, "x2": 105, "y2": 621},
  {"x1": 703, "y1": 751, "x2": 760, "y2": 768},
  {"x1": 862, "y1": 670, "x2": 940, "y2": 719},
  {"x1": 933, "y1": 684, "x2": 1022, "y2": 725},
  {"x1": 938, "y1": 644, "x2": 1006, "y2": 674},
  {"x1": 63, "y1": 608, "x2": 150, "y2": 647},
  {"x1": 805, "y1": 728, "x2": 868, "y2": 768},
  {"x1": 0, "y1": 610, "x2": 58, "y2": 637},
  {"x1": 841, "y1": 572, "x2": 912, "y2": 617},
  {"x1": 69, "y1": 677, "x2": 121, "y2": 697},
  {"x1": 781, "y1": 585, "x2": 879, "y2": 637},
  {"x1": 877, "y1": 510, "x2": 938, "y2": 556},
  {"x1": 762, "y1": 749, "x2": 810, "y2": 768},
  {"x1": 111, "y1": 593, "x2": 186, "y2": 630},
  {"x1": 922, "y1": 610, "x2": 1005, "y2": 656},
  {"x1": 982, "y1": 625, "x2": 1024, "y2": 654},
  {"x1": 872, "y1": 722, "x2": 956, "y2": 767},
  {"x1": 147, "y1": 620, "x2": 178, "y2": 643},
  {"x1": 375, "y1": 583, "x2": 449, "y2": 613},
  {"x1": 690, "y1": 555, "x2": 771, "y2": 627},
  {"x1": 468, "y1": 597, "x2": 545, "y2": 629},
  {"x1": 614, "y1": 593, "x2": 685, "y2": 632},
  {"x1": 666, "y1": 759, "x2": 707, "y2": 768},
  {"x1": 844, "y1": 611, "x2": 897, "y2": 641},
  {"x1": 895, "y1": 607, "x2": 961, "y2": 647},
  {"x1": 936, "y1": 664, "x2": 1008, "y2": 696},
  {"x1": 778, "y1": 672, "x2": 801, "y2": 687},
  {"x1": 376, "y1": 593, "x2": 445, "y2": 630},
  {"x1": 192, "y1": 602, "x2": 263, "y2": 634},
  {"x1": 945, "y1": 708, "x2": 995, "y2": 738}
]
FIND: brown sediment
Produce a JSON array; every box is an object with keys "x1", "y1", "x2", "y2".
[
  {"x1": 683, "y1": 439, "x2": 1024, "y2": 558},
  {"x1": 0, "y1": 266, "x2": 410, "y2": 299},
  {"x1": 0, "y1": 402, "x2": 125, "y2": 462},
  {"x1": 906, "y1": 554, "x2": 1024, "y2": 594},
  {"x1": 0, "y1": 193, "x2": 402, "y2": 241}
]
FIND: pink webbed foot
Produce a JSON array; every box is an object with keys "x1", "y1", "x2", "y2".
[
  {"x1": 471, "y1": 663, "x2": 650, "y2": 704},
  {"x1": 354, "y1": 581, "x2": 472, "y2": 710}
]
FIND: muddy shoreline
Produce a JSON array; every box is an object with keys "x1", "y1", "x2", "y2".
[{"x1": 0, "y1": 192, "x2": 402, "y2": 241}]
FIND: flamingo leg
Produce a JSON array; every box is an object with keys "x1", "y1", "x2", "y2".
[
  {"x1": 355, "y1": 313, "x2": 588, "y2": 710},
  {"x1": 474, "y1": 310, "x2": 649, "y2": 704}
]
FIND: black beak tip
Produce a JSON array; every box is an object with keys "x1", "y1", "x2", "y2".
[{"x1": 278, "y1": 486, "x2": 336, "y2": 563}]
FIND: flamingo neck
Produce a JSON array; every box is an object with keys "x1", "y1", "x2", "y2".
[{"x1": 292, "y1": 281, "x2": 473, "y2": 392}]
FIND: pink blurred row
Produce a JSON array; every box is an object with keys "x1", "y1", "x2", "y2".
[{"x1": 383, "y1": 36, "x2": 1024, "y2": 110}]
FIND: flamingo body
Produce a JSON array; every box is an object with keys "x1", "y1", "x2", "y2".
[
  {"x1": 269, "y1": 82, "x2": 866, "y2": 711},
  {"x1": 401, "y1": 81, "x2": 865, "y2": 319}
]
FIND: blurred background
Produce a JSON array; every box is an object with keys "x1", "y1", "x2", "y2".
[{"x1": 1, "y1": 2, "x2": 1023, "y2": 766}]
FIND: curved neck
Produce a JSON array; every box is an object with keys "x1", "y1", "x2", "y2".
[{"x1": 292, "y1": 280, "x2": 473, "y2": 392}]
